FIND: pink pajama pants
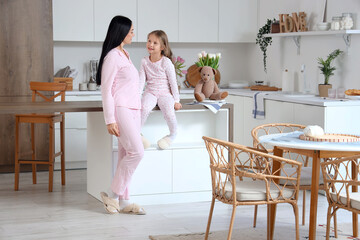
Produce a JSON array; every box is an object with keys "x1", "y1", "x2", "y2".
[
  {"x1": 141, "y1": 91, "x2": 178, "y2": 136},
  {"x1": 111, "y1": 106, "x2": 144, "y2": 200}
]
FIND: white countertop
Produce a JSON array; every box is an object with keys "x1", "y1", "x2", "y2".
[{"x1": 66, "y1": 88, "x2": 360, "y2": 107}]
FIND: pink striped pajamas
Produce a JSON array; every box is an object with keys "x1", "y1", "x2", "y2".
[
  {"x1": 101, "y1": 48, "x2": 144, "y2": 200},
  {"x1": 139, "y1": 56, "x2": 180, "y2": 138}
]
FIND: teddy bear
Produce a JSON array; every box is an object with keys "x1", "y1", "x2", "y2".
[{"x1": 194, "y1": 66, "x2": 228, "y2": 102}]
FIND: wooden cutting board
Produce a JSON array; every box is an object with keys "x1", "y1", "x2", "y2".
[
  {"x1": 183, "y1": 64, "x2": 221, "y2": 88},
  {"x1": 249, "y1": 85, "x2": 282, "y2": 91}
]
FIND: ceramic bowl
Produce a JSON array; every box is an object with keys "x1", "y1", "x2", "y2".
[{"x1": 317, "y1": 22, "x2": 330, "y2": 31}]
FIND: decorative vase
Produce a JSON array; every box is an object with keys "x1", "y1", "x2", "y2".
[{"x1": 318, "y1": 84, "x2": 332, "y2": 97}]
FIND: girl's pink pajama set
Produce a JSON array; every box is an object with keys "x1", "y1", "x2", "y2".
[
  {"x1": 139, "y1": 56, "x2": 180, "y2": 137},
  {"x1": 101, "y1": 48, "x2": 144, "y2": 200}
]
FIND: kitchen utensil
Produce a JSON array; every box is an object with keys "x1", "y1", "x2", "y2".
[
  {"x1": 183, "y1": 64, "x2": 220, "y2": 88},
  {"x1": 79, "y1": 83, "x2": 87, "y2": 91},
  {"x1": 89, "y1": 60, "x2": 98, "y2": 83}
]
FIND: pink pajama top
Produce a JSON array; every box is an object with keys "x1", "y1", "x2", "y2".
[
  {"x1": 101, "y1": 48, "x2": 141, "y2": 125},
  {"x1": 139, "y1": 56, "x2": 180, "y2": 103}
]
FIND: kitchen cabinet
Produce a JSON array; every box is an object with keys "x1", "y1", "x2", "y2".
[
  {"x1": 179, "y1": 0, "x2": 218, "y2": 42},
  {"x1": 94, "y1": 0, "x2": 137, "y2": 42},
  {"x1": 53, "y1": 0, "x2": 94, "y2": 41},
  {"x1": 227, "y1": 92, "x2": 360, "y2": 149},
  {"x1": 137, "y1": 0, "x2": 178, "y2": 42},
  {"x1": 53, "y1": 0, "x2": 258, "y2": 43},
  {"x1": 219, "y1": 0, "x2": 258, "y2": 42}
]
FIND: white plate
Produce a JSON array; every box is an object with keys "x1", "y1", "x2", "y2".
[{"x1": 346, "y1": 95, "x2": 360, "y2": 100}]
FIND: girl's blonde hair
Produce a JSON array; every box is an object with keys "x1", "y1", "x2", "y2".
[{"x1": 148, "y1": 30, "x2": 173, "y2": 61}]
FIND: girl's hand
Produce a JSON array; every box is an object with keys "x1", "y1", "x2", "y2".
[
  {"x1": 174, "y1": 102, "x2": 182, "y2": 110},
  {"x1": 107, "y1": 123, "x2": 120, "y2": 137}
]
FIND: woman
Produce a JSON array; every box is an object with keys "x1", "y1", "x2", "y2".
[{"x1": 97, "y1": 15, "x2": 145, "y2": 215}]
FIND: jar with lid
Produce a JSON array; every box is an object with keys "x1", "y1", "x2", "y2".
[
  {"x1": 341, "y1": 13, "x2": 354, "y2": 30},
  {"x1": 331, "y1": 16, "x2": 342, "y2": 30}
]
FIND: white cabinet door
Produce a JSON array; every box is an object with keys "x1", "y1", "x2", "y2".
[
  {"x1": 94, "y1": 0, "x2": 137, "y2": 42},
  {"x1": 137, "y1": 0, "x2": 179, "y2": 42},
  {"x1": 293, "y1": 103, "x2": 324, "y2": 127},
  {"x1": 219, "y1": 0, "x2": 258, "y2": 42},
  {"x1": 53, "y1": 0, "x2": 94, "y2": 41},
  {"x1": 129, "y1": 150, "x2": 173, "y2": 195},
  {"x1": 226, "y1": 95, "x2": 245, "y2": 144},
  {"x1": 179, "y1": 0, "x2": 218, "y2": 42},
  {"x1": 172, "y1": 148, "x2": 211, "y2": 192},
  {"x1": 55, "y1": 128, "x2": 87, "y2": 162}
]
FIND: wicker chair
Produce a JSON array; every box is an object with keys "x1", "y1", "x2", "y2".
[
  {"x1": 203, "y1": 136, "x2": 301, "y2": 240},
  {"x1": 321, "y1": 155, "x2": 360, "y2": 240},
  {"x1": 251, "y1": 123, "x2": 327, "y2": 227}
]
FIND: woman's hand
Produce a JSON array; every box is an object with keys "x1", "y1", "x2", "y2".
[
  {"x1": 174, "y1": 102, "x2": 182, "y2": 110},
  {"x1": 107, "y1": 123, "x2": 120, "y2": 137}
]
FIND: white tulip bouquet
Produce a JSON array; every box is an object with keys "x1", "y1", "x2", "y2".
[{"x1": 195, "y1": 51, "x2": 221, "y2": 70}]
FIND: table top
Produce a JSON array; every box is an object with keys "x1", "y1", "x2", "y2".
[
  {"x1": 259, "y1": 131, "x2": 360, "y2": 152},
  {"x1": 0, "y1": 99, "x2": 233, "y2": 114}
]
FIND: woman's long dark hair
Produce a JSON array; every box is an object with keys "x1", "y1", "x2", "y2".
[{"x1": 96, "y1": 16, "x2": 132, "y2": 85}]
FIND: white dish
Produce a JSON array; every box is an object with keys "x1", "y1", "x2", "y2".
[
  {"x1": 346, "y1": 95, "x2": 360, "y2": 100},
  {"x1": 228, "y1": 82, "x2": 249, "y2": 89},
  {"x1": 317, "y1": 22, "x2": 330, "y2": 31}
]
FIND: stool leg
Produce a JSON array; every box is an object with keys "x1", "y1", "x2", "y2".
[
  {"x1": 48, "y1": 122, "x2": 55, "y2": 192},
  {"x1": 31, "y1": 123, "x2": 36, "y2": 184},
  {"x1": 14, "y1": 117, "x2": 20, "y2": 191},
  {"x1": 60, "y1": 116, "x2": 65, "y2": 185}
]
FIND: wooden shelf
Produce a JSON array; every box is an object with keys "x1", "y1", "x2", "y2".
[
  {"x1": 264, "y1": 30, "x2": 360, "y2": 54},
  {"x1": 264, "y1": 29, "x2": 360, "y2": 37}
]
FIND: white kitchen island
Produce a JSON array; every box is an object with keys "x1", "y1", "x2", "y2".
[{"x1": 87, "y1": 99, "x2": 233, "y2": 205}]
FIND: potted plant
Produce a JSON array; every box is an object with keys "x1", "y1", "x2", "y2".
[
  {"x1": 317, "y1": 49, "x2": 343, "y2": 97},
  {"x1": 256, "y1": 18, "x2": 276, "y2": 73}
]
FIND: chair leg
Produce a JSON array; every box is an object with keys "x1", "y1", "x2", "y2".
[
  {"x1": 333, "y1": 207, "x2": 338, "y2": 238},
  {"x1": 48, "y1": 123, "x2": 55, "y2": 192},
  {"x1": 253, "y1": 205, "x2": 258, "y2": 227},
  {"x1": 292, "y1": 203, "x2": 300, "y2": 240},
  {"x1": 326, "y1": 206, "x2": 332, "y2": 240},
  {"x1": 205, "y1": 197, "x2": 216, "y2": 240},
  {"x1": 32, "y1": 164, "x2": 37, "y2": 184},
  {"x1": 227, "y1": 204, "x2": 237, "y2": 240},
  {"x1": 14, "y1": 117, "x2": 20, "y2": 191},
  {"x1": 302, "y1": 190, "x2": 306, "y2": 225},
  {"x1": 60, "y1": 118, "x2": 65, "y2": 185},
  {"x1": 31, "y1": 123, "x2": 36, "y2": 184}
]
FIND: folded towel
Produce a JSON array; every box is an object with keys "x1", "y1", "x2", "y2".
[
  {"x1": 252, "y1": 92, "x2": 269, "y2": 119},
  {"x1": 187, "y1": 100, "x2": 226, "y2": 114}
]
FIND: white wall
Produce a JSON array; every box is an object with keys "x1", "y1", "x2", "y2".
[
  {"x1": 54, "y1": 42, "x2": 255, "y2": 90},
  {"x1": 249, "y1": 0, "x2": 360, "y2": 92}
]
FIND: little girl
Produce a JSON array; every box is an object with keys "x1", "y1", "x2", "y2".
[{"x1": 139, "y1": 30, "x2": 182, "y2": 150}]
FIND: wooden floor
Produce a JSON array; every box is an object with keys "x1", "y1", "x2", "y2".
[{"x1": 0, "y1": 169, "x2": 355, "y2": 240}]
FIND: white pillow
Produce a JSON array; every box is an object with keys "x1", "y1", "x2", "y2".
[{"x1": 303, "y1": 125, "x2": 324, "y2": 137}]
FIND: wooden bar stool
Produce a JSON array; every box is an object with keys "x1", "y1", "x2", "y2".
[{"x1": 15, "y1": 81, "x2": 67, "y2": 192}]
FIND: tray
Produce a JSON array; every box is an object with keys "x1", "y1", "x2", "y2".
[
  {"x1": 249, "y1": 85, "x2": 282, "y2": 91},
  {"x1": 299, "y1": 133, "x2": 360, "y2": 143}
]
